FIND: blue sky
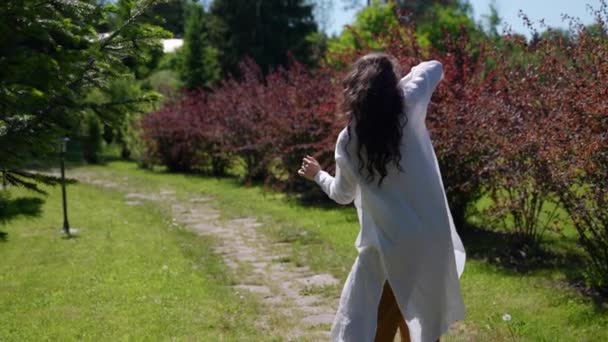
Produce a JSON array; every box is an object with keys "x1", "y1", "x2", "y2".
[{"x1": 327, "y1": 0, "x2": 604, "y2": 37}]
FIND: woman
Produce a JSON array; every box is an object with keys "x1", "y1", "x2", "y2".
[{"x1": 298, "y1": 53, "x2": 466, "y2": 342}]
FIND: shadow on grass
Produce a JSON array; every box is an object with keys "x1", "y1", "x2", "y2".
[
  {"x1": 0, "y1": 195, "x2": 45, "y2": 240},
  {"x1": 460, "y1": 223, "x2": 608, "y2": 308},
  {"x1": 459, "y1": 224, "x2": 585, "y2": 274}
]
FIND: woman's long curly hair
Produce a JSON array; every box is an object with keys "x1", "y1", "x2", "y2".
[{"x1": 343, "y1": 53, "x2": 406, "y2": 186}]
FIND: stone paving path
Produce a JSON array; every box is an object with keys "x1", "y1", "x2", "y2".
[{"x1": 72, "y1": 170, "x2": 340, "y2": 341}]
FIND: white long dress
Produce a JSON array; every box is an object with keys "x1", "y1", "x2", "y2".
[{"x1": 314, "y1": 60, "x2": 466, "y2": 342}]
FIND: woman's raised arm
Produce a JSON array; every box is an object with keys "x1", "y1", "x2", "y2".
[{"x1": 398, "y1": 60, "x2": 444, "y2": 115}]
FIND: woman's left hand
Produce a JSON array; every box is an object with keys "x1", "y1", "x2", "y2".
[{"x1": 298, "y1": 155, "x2": 321, "y2": 181}]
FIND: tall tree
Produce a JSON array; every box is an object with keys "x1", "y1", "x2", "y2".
[
  {"x1": 181, "y1": 2, "x2": 221, "y2": 89},
  {"x1": 143, "y1": 0, "x2": 188, "y2": 37},
  {"x1": 0, "y1": 0, "x2": 169, "y2": 192},
  {"x1": 326, "y1": 0, "x2": 399, "y2": 60},
  {"x1": 342, "y1": 0, "x2": 460, "y2": 22},
  {"x1": 328, "y1": 0, "x2": 481, "y2": 56},
  {"x1": 209, "y1": 0, "x2": 318, "y2": 75},
  {"x1": 394, "y1": 0, "x2": 459, "y2": 21},
  {"x1": 483, "y1": 0, "x2": 502, "y2": 37},
  {"x1": 415, "y1": 2, "x2": 481, "y2": 50}
]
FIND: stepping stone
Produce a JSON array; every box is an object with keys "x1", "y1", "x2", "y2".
[
  {"x1": 263, "y1": 296, "x2": 284, "y2": 305},
  {"x1": 212, "y1": 246, "x2": 233, "y2": 255},
  {"x1": 300, "y1": 305, "x2": 328, "y2": 314},
  {"x1": 171, "y1": 204, "x2": 186, "y2": 211},
  {"x1": 266, "y1": 254, "x2": 291, "y2": 261},
  {"x1": 294, "y1": 295, "x2": 321, "y2": 306},
  {"x1": 252, "y1": 261, "x2": 268, "y2": 269},
  {"x1": 181, "y1": 215, "x2": 220, "y2": 224},
  {"x1": 297, "y1": 274, "x2": 339, "y2": 287},
  {"x1": 125, "y1": 193, "x2": 144, "y2": 198},
  {"x1": 270, "y1": 263, "x2": 286, "y2": 272},
  {"x1": 191, "y1": 223, "x2": 222, "y2": 234},
  {"x1": 289, "y1": 329, "x2": 306, "y2": 340},
  {"x1": 235, "y1": 252, "x2": 258, "y2": 262},
  {"x1": 281, "y1": 280, "x2": 301, "y2": 298},
  {"x1": 233, "y1": 284, "x2": 271, "y2": 295},
  {"x1": 253, "y1": 268, "x2": 266, "y2": 274},
  {"x1": 191, "y1": 208, "x2": 219, "y2": 214},
  {"x1": 302, "y1": 314, "x2": 335, "y2": 326},
  {"x1": 190, "y1": 197, "x2": 212, "y2": 203},
  {"x1": 125, "y1": 200, "x2": 142, "y2": 206},
  {"x1": 224, "y1": 260, "x2": 238, "y2": 269},
  {"x1": 292, "y1": 266, "x2": 313, "y2": 276},
  {"x1": 229, "y1": 218, "x2": 262, "y2": 228}
]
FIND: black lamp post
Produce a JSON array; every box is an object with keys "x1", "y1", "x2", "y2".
[{"x1": 60, "y1": 136, "x2": 70, "y2": 236}]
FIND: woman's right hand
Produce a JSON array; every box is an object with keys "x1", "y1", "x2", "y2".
[{"x1": 298, "y1": 155, "x2": 321, "y2": 181}]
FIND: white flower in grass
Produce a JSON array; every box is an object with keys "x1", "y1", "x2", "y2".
[{"x1": 502, "y1": 313, "x2": 512, "y2": 322}]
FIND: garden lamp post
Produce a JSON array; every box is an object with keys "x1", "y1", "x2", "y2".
[{"x1": 60, "y1": 136, "x2": 70, "y2": 236}]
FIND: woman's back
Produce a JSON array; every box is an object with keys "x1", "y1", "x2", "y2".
[
  {"x1": 337, "y1": 61, "x2": 457, "y2": 248},
  {"x1": 299, "y1": 57, "x2": 465, "y2": 342}
]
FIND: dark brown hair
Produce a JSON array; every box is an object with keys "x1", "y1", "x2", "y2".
[{"x1": 343, "y1": 52, "x2": 406, "y2": 186}]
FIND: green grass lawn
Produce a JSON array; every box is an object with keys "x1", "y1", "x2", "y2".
[
  {"x1": 75, "y1": 161, "x2": 607, "y2": 341},
  {"x1": 0, "y1": 183, "x2": 274, "y2": 341},
  {"x1": 2, "y1": 160, "x2": 607, "y2": 341}
]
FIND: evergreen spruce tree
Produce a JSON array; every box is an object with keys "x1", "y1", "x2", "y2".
[
  {"x1": 0, "y1": 0, "x2": 169, "y2": 192},
  {"x1": 181, "y1": 2, "x2": 220, "y2": 89},
  {"x1": 144, "y1": 0, "x2": 188, "y2": 37},
  {"x1": 209, "y1": 0, "x2": 318, "y2": 75}
]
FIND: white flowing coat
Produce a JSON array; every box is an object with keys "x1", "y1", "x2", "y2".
[{"x1": 314, "y1": 61, "x2": 466, "y2": 342}]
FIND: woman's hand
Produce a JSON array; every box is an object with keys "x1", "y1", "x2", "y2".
[{"x1": 298, "y1": 155, "x2": 321, "y2": 181}]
